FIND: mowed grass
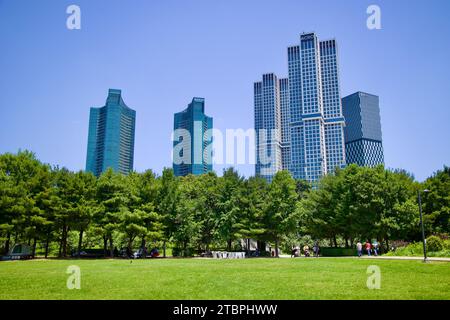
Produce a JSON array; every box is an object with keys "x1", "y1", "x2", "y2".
[{"x1": 0, "y1": 258, "x2": 449, "y2": 300}]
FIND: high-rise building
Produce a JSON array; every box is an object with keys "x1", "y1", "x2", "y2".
[
  {"x1": 279, "y1": 78, "x2": 291, "y2": 171},
  {"x1": 254, "y1": 33, "x2": 346, "y2": 183},
  {"x1": 85, "y1": 89, "x2": 136, "y2": 177},
  {"x1": 254, "y1": 73, "x2": 284, "y2": 182},
  {"x1": 342, "y1": 92, "x2": 384, "y2": 167},
  {"x1": 287, "y1": 33, "x2": 346, "y2": 182},
  {"x1": 173, "y1": 97, "x2": 213, "y2": 177}
]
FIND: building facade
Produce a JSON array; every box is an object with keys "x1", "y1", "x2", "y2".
[
  {"x1": 85, "y1": 89, "x2": 136, "y2": 177},
  {"x1": 173, "y1": 97, "x2": 213, "y2": 177},
  {"x1": 254, "y1": 33, "x2": 346, "y2": 183},
  {"x1": 342, "y1": 92, "x2": 384, "y2": 167},
  {"x1": 287, "y1": 33, "x2": 346, "y2": 182},
  {"x1": 254, "y1": 73, "x2": 284, "y2": 182}
]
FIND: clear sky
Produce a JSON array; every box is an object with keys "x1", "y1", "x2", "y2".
[{"x1": 0, "y1": 0, "x2": 449, "y2": 181}]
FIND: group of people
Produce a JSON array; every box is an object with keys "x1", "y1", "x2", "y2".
[
  {"x1": 291, "y1": 242, "x2": 320, "y2": 258},
  {"x1": 356, "y1": 240, "x2": 379, "y2": 257}
]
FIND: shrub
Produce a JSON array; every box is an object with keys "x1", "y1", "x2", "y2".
[
  {"x1": 172, "y1": 247, "x2": 194, "y2": 257},
  {"x1": 444, "y1": 240, "x2": 450, "y2": 250},
  {"x1": 426, "y1": 236, "x2": 444, "y2": 252},
  {"x1": 320, "y1": 247, "x2": 357, "y2": 257},
  {"x1": 386, "y1": 242, "x2": 423, "y2": 256}
]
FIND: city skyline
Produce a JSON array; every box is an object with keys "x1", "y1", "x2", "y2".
[
  {"x1": 1, "y1": 1, "x2": 449, "y2": 181},
  {"x1": 255, "y1": 33, "x2": 347, "y2": 183}
]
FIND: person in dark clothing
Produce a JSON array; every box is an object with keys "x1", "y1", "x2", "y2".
[{"x1": 313, "y1": 242, "x2": 320, "y2": 258}]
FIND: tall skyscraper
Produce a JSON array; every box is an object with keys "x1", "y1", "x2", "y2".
[
  {"x1": 287, "y1": 33, "x2": 346, "y2": 182},
  {"x1": 173, "y1": 97, "x2": 213, "y2": 177},
  {"x1": 254, "y1": 73, "x2": 284, "y2": 182},
  {"x1": 254, "y1": 33, "x2": 346, "y2": 183},
  {"x1": 342, "y1": 92, "x2": 384, "y2": 167},
  {"x1": 85, "y1": 89, "x2": 136, "y2": 177}
]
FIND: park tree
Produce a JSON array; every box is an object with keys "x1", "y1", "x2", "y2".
[
  {"x1": 124, "y1": 171, "x2": 163, "y2": 255},
  {"x1": 34, "y1": 172, "x2": 61, "y2": 258},
  {"x1": 216, "y1": 168, "x2": 244, "y2": 251},
  {"x1": 0, "y1": 152, "x2": 22, "y2": 254},
  {"x1": 0, "y1": 151, "x2": 51, "y2": 255},
  {"x1": 239, "y1": 176, "x2": 268, "y2": 254},
  {"x1": 52, "y1": 167, "x2": 78, "y2": 257},
  {"x1": 96, "y1": 168, "x2": 129, "y2": 257},
  {"x1": 376, "y1": 168, "x2": 418, "y2": 249},
  {"x1": 298, "y1": 173, "x2": 341, "y2": 247},
  {"x1": 423, "y1": 166, "x2": 450, "y2": 235},
  {"x1": 157, "y1": 168, "x2": 179, "y2": 257},
  {"x1": 172, "y1": 175, "x2": 202, "y2": 256},
  {"x1": 69, "y1": 171, "x2": 98, "y2": 257},
  {"x1": 262, "y1": 171, "x2": 299, "y2": 257},
  {"x1": 194, "y1": 172, "x2": 220, "y2": 252}
]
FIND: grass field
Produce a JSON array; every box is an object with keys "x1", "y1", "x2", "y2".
[{"x1": 0, "y1": 258, "x2": 449, "y2": 300}]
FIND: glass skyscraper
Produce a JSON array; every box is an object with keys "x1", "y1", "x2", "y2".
[
  {"x1": 85, "y1": 89, "x2": 136, "y2": 177},
  {"x1": 342, "y1": 92, "x2": 384, "y2": 167},
  {"x1": 173, "y1": 97, "x2": 213, "y2": 177},
  {"x1": 254, "y1": 74, "x2": 285, "y2": 182},
  {"x1": 288, "y1": 33, "x2": 346, "y2": 182},
  {"x1": 254, "y1": 32, "x2": 346, "y2": 183}
]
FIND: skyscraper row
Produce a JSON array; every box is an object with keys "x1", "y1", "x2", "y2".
[
  {"x1": 255, "y1": 32, "x2": 384, "y2": 183},
  {"x1": 85, "y1": 91, "x2": 213, "y2": 177},
  {"x1": 84, "y1": 33, "x2": 383, "y2": 180}
]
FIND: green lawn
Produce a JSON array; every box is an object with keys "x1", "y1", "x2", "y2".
[{"x1": 0, "y1": 258, "x2": 449, "y2": 300}]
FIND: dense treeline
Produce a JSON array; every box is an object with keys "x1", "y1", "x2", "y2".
[{"x1": 0, "y1": 151, "x2": 448, "y2": 257}]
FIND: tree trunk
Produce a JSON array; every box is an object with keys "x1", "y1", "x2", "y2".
[
  {"x1": 109, "y1": 236, "x2": 114, "y2": 258},
  {"x1": 141, "y1": 236, "x2": 146, "y2": 258},
  {"x1": 333, "y1": 235, "x2": 338, "y2": 247},
  {"x1": 275, "y1": 240, "x2": 279, "y2": 258},
  {"x1": 385, "y1": 237, "x2": 390, "y2": 252},
  {"x1": 247, "y1": 238, "x2": 251, "y2": 256},
  {"x1": 31, "y1": 237, "x2": 37, "y2": 258},
  {"x1": 257, "y1": 241, "x2": 266, "y2": 253},
  {"x1": 4, "y1": 232, "x2": 11, "y2": 255},
  {"x1": 77, "y1": 229, "x2": 84, "y2": 257},
  {"x1": 227, "y1": 239, "x2": 232, "y2": 251},
  {"x1": 345, "y1": 238, "x2": 349, "y2": 248},
  {"x1": 163, "y1": 240, "x2": 166, "y2": 258},
  {"x1": 62, "y1": 225, "x2": 68, "y2": 258},
  {"x1": 59, "y1": 224, "x2": 68, "y2": 258},
  {"x1": 58, "y1": 235, "x2": 62, "y2": 257},
  {"x1": 103, "y1": 236, "x2": 108, "y2": 257},
  {"x1": 59, "y1": 225, "x2": 67, "y2": 257},
  {"x1": 44, "y1": 232, "x2": 50, "y2": 259}
]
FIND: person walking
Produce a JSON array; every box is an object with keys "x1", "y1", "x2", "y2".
[
  {"x1": 291, "y1": 246, "x2": 296, "y2": 258},
  {"x1": 303, "y1": 244, "x2": 310, "y2": 257},
  {"x1": 356, "y1": 241, "x2": 363, "y2": 257},
  {"x1": 365, "y1": 240, "x2": 372, "y2": 256},
  {"x1": 313, "y1": 242, "x2": 320, "y2": 258},
  {"x1": 372, "y1": 241, "x2": 378, "y2": 256}
]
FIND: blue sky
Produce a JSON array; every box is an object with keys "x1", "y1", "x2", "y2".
[{"x1": 0, "y1": 0, "x2": 449, "y2": 181}]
